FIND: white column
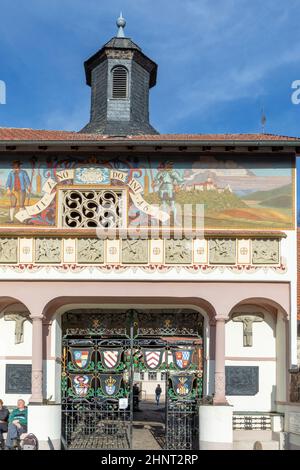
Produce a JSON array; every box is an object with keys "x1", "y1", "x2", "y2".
[
  {"x1": 29, "y1": 314, "x2": 44, "y2": 403},
  {"x1": 213, "y1": 316, "x2": 227, "y2": 404},
  {"x1": 290, "y1": 281, "x2": 298, "y2": 367}
]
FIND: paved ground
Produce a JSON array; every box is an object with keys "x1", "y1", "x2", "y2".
[{"x1": 132, "y1": 400, "x2": 166, "y2": 449}]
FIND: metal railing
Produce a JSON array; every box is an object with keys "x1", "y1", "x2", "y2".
[{"x1": 233, "y1": 413, "x2": 272, "y2": 430}]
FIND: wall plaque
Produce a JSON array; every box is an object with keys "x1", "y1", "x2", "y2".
[
  {"x1": 5, "y1": 364, "x2": 32, "y2": 394},
  {"x1": 225, "y1": 366, "x2": 259, "y2": 396}
]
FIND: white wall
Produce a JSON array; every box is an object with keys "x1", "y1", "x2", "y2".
[
  {"x1": 225, "y1": 308, "x2": 277, "y2": 411},
  {"x1": 0, "y1": 316, "x2": 32, "y2": 406}
]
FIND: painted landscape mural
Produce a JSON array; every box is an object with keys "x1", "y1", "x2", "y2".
[{"x1": 0, "y1": 154, "x2": 294, "y2": 229}]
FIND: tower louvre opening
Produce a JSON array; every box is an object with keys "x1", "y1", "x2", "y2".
[{"x1": 112, "y1": 66, "x2": 128, "y2": 99}]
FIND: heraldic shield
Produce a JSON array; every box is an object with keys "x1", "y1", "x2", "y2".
[
  {"x1": 172, "y1": 348, "x2": 194, "y2": 370},
  {"x1": 171, "y1": 375, "x2": 195, "y2": 397},
  {"x1": 142, "y1": 349, "x2": 165, "y2": 370},
  {"x1": 69, "y1": 347, "x2": 93, "y2": 370},
  {"x1": 99, "y1": 374, "x2": 123, "y2": 397},
  {"x1": 99, "y1": 348, "x2": 123, "y2": 370},
  {"x1": 70, "y1": 374, "x2": 93, "y2": 398}
]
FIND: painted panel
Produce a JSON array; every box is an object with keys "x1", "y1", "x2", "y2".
[{"x1": 0, "y1": 154, "x2": 293, "y2": 229}]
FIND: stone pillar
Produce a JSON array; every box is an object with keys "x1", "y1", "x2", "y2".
[
  {"x1": 213, "y1": 316, "x2": 227, "y2": 404},
  {"x1": 29, "y1": 314, "x2": 44, "y2": 404}
]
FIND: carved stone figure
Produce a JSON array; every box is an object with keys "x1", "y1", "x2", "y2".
[
  {"x1": 0, "y1": 238, "x2": 18, "y2": 263},
  {"x1": 36, "y1": 238, "x2": 61, "y2": 263},
  {"x1": 252, "y1": 239, "x2": 279, "y2": 264},
  {"x1": 122, "y1": 239, "x2": 148, "y2": 264},
  {"x1": 165, "y1": 239, "x2": 192, "y2": 264},
  {"x1": 209, "y1": 239, "x2": 236, "y2": 264},
  {"x1": 231, "y1": 313, "x2": 264, "y2": 347},
  {"x1": 4, "y1": 313, "x2": 29, "y2": 344},
  {"x1": 77, "y1": 239, "x2": 104, "y2": 263}
]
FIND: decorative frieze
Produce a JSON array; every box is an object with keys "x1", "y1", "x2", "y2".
[
  {"x1": 237, "y1": 239, "x2": 251, "y2": 265},
  {"x1": 193, "y1": 239, "x2": 208, "y2": 264},
  {"x1": 0, "y1": 238, "x2": 18, "y2": 263},
  {"x1": 0, "y1": 237, "x2": 284, "y2": 268},
  {"x1": 35, "y1": 238, "x2": 61, "y2": 264},
  {"x1": 165, "y1": 239, "x2": 192, "y2": 264},
  {"x1": 77, "y1": 238, "x2": 104, "y2": 264},
  {"x1": 252, "y1": 239, "x2": 279, "y2": 264},
  {"x1": 19, "y1": 238, "x2": 33, "y2": 264},
  {"x1": 63, "y1": 239, "x2": 76, "y2": 264},
  {"x1": 150, "y1": 239, "x2": 164, "y2": 264},
  {"x1": 106, "y1": 239, "x2": 120, "y2": 264},
  {"x1": 209, "y1": 239, "x2": 236, "y2": 264},
  {"x1": 121, "y1": 239, "x2": 148, "y2": 264}
]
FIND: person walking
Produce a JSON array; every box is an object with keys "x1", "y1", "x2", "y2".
[{"x1": 155, "y1": 384, "x2": 162, "y2": 406}]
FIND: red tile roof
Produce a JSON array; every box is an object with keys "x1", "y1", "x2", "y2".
[{"x1": 0, "y1": 128, "x2": 299, "y2": 143}]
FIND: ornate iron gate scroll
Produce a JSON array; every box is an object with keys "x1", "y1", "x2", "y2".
[{"x1": 61, "y1": 309, "x2": 203, "y2": 450}]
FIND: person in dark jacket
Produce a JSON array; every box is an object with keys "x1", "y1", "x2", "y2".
[
  {"x1": 5, "y1": 399, "x2": 27, "y2": 449},
  {"x1": 0, "y1": 399, "x2": 9, "y2": 449},
  {"x1": 155, "y1": 384, "x2": 162, "y2": 405}
]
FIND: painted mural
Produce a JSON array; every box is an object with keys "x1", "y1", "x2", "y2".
[{"x1": 0, "y1": 154, "x2": 294, "y2": 229}]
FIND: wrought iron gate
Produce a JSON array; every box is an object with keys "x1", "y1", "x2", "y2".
[
  {"x1": 61, "y1": 338, "x2": 133, "y2": 449},
  {"x1": 61, "y1": 309, "x2": 203, "y2": 450}
]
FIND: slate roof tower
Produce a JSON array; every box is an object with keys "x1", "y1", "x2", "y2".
[{"x1": 81, "y1": 14, "x2": 158, "y2": 135}]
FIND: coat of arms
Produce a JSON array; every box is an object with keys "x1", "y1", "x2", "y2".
[
  {"x1": 99, "y1": 349, "x2": 122, "y2": 370},
  {"x1": 99, "y1": 374, "x2": 123, "y2": 397},
  {"x1": 171, "y1": 375, "x2": 194, "y2": 397},
  {"x1": 70, "y1": 348, "x2": 93, "y2": 370},
  {"x1": 142, "y1": 349, "x2": 165, "y2": 370},
  {"x1": 71, "y1": 374, "x2": 93, "y2": 397},
  {"x1": 172, "y1": 349, "x2": 193, "y2": 370}
]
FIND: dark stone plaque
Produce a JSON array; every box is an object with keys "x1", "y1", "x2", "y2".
[
  {"x1": 225, "y1": 366, "x2": 259, "y2": 396},
  {"x1": 5, "y1": 364, "x2": 32, "y2": 394}
]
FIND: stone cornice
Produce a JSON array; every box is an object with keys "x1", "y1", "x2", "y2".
[{"x1": 0, "y1": 228, "x2": 288, "y2": 239}]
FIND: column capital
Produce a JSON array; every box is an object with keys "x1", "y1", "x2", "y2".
[
  {"x1": 29, "y1": 314, "x2": 44, "y2": 321},
  {"x1": 215, "y1": 315, "x2": 227, "y2": 322}
]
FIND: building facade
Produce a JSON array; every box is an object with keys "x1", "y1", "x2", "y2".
[{"x1": 0, "y1": 17, "x2": 299, "y2": 450}]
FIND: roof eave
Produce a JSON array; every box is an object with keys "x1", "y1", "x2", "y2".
[{"x1": 0, "y1": 139, "x2": 299, "y2": 147}]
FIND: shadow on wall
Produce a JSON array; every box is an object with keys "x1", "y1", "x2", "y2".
[{"x1": 47, "y1": 437, "x2": 54, "y2": 450}]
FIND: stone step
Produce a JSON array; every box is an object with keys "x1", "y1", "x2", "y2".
[
  {"x1": 233, "y1": 430, "x2": 273, "y2": 441},
  {"x1": 233, "y1": 440, "x2": 280, "y2": 450}
]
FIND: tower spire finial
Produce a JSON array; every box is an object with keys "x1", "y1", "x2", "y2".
[{"x1": 116, "y1": 12, "x2": 126, "y2": 38}]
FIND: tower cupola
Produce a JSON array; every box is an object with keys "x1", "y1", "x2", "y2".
[{"x1": 80, "y1": 14, "x2": 158, "y2": 135}]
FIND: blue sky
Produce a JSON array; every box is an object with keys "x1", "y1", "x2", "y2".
[{"x1": 0, "y1": 0, "x2": 300, "y2": 136}]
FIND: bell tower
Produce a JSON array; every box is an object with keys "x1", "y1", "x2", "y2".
[{"x1": 80, "y1": 14, "x2": 158, "y2": 135}]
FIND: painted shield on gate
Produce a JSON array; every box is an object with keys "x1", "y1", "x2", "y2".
[
  {"x1": 171, "y1": 375, "x2": 194, "y2": 397},
  {"x1": 71, "y1": 374, "x2": 93, "y2": 397},
  {"x1": 99, "y1": 374, "x2": 123, "y2": 397},
  {"x1": 172, "y1": 349, "x2": 194, "y2": 370},
  {"x1": 99, "y1": 349, "x2": 122, "y2": 370},
  {"x1": 142, "y1": 349, "x2": 164, "y2": 370},
  {"x1": 70, "y1": 347, "x2": 93, "y2": 369}
]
